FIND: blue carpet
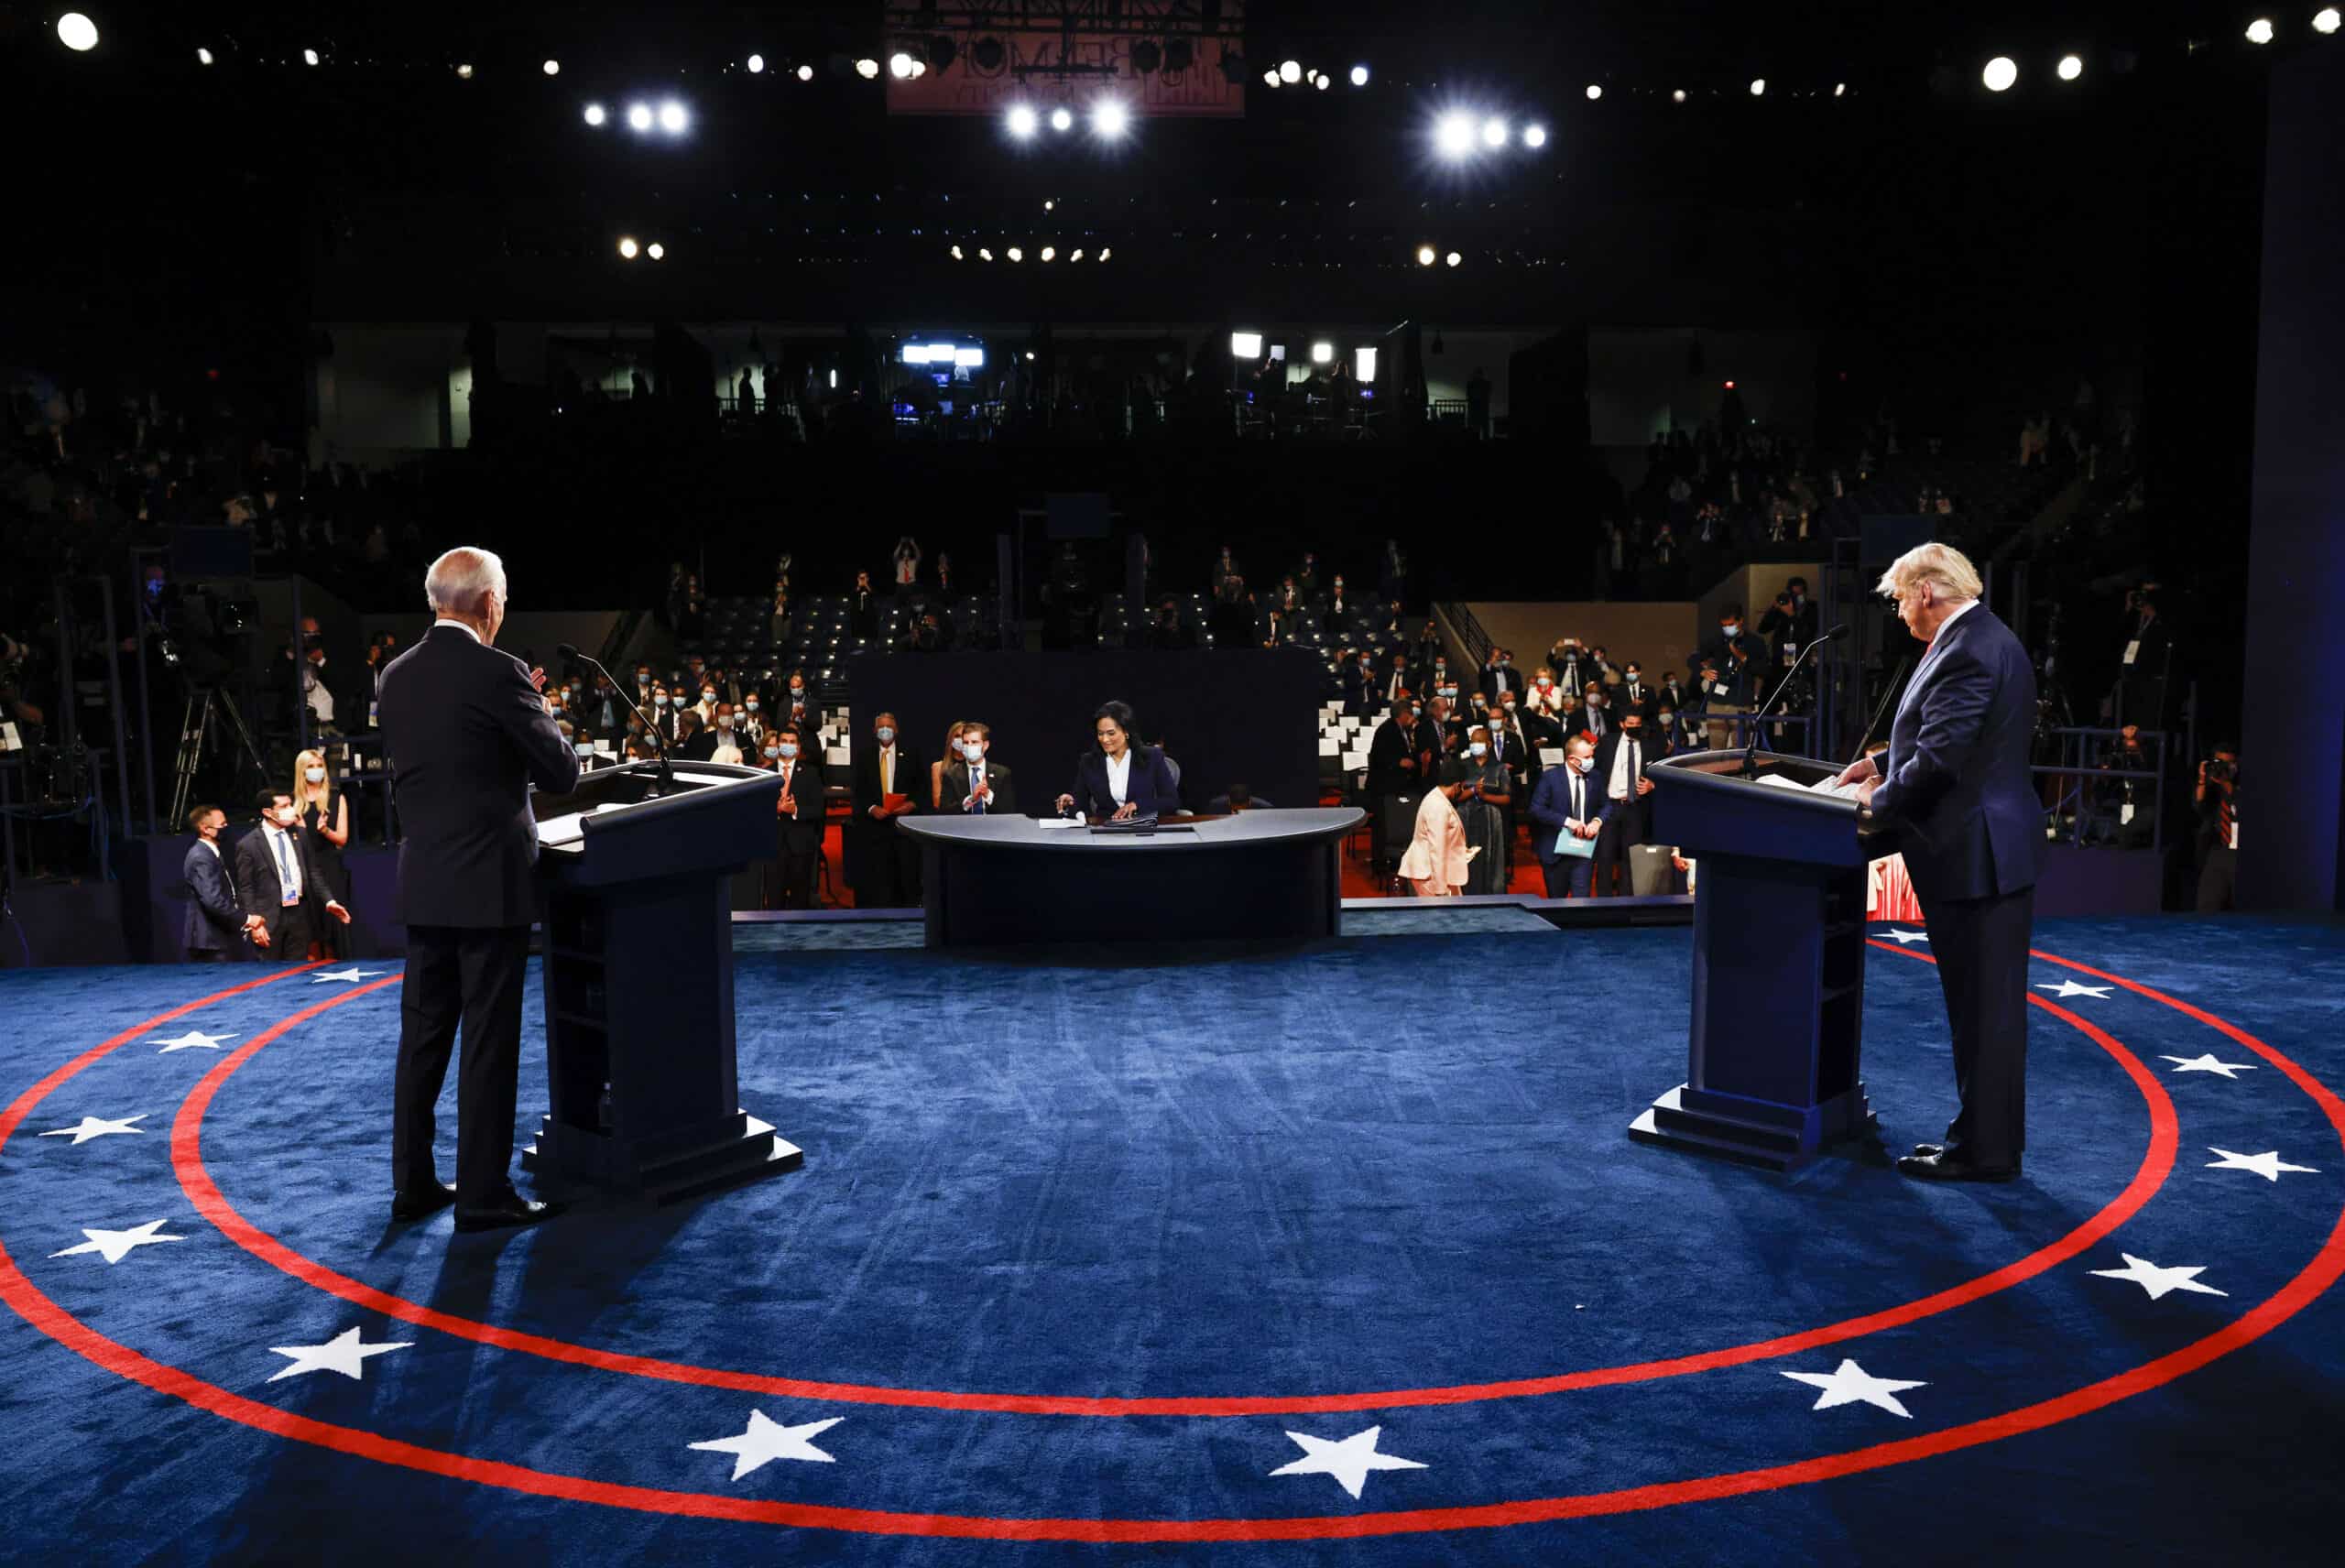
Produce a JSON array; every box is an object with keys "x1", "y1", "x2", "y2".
[{"x1": 0, "y1": 916, "x2": 2339, "y2": 1564}]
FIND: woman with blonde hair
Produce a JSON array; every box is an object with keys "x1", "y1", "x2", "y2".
[
  {"x1": 292, "y1": 747, "x2": 352, "y2": 958},
  {"x1": 931, "y1": 720, "x2": 971, "y2": 811}
]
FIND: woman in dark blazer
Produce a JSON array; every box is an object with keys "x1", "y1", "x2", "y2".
[{"x1": 1055, "y1": 701, "x2": 1181, "y2": 822}]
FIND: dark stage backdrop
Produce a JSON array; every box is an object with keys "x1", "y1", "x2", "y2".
[
  {"x1": 843, "y1": 648, "x2": 1323, "y2": 874},
  {"x1": 2242, "y1": 41, "x2": 2345, "y2": 911}
]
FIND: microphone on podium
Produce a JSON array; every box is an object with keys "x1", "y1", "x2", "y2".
[
  {"x1": 557, "y1": 642, "x2": 675, "y2": 795},
  {"x1": 1744, "y1": 622, "x2": 1848, "y2": 778}
]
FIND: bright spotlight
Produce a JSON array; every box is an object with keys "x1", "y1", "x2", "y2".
[
  {"x1": 1091, "y1": 98, "x2": 1130, "y2": 137},
  {"x1": 1309, "y1": 342, "x2": 1333, "y2": 365},
  {"x1": 1415, "y1": 244, "x2": 1436, "y2": 267},
  {"x1": 617, "y1": 236, "x2": 639, "y2": 259},
  {"x1": 2318, "y1": 8, "x2": 2343, "y2": 36},
  {"x1": 1279, "y1": 59, "x2": 1302, "y2": 82},
  {"x1": 1069, "y1": 248, "x2": 1084, "y2": 261},
  {"x1": 1672, "y1": 88, "x2": 1686, "y2": 103},
  {"x1": 2057, "y1": 54, "x2": 2084, "y2": 82},
  {"x1": 747, "y1": 54, "x2": 765, "y2": 74},
  {"x1": 1007, "y1": 103, "x2": 1039, "y2": 137},
  {"x1": 647, "y1": 242, "x2": 665, "y2": 261},
  {"x1": 977, "y1": 247, "x2": 993, "y2": 261},
  {"x1": 1480, "y1": 116, "x2": 1509, "y2": 147},
  {"x1": 1983, "y1": 57, "x2": 2018, "y2": 92},
  {"x1": 1007, "y1": 246, "x2": 1023, "y2": 262},
  {"x1": 950, "y1": 245, "x2": 964, "y2": 259},
  {"x1": 1262, "y1": 69, "x2": 1281, "y2": 87},
  {"x1": 1041, "y1": 245, "x2": 1056, "y2": 261},
  {"x1": 542, "y1": 59, "x2": 561, "y2": 77},
  {"x1": 889, "y1": 51, "x2": 915, "y2": 79},
  {"x1": 855, "y1": 57, "x2": 880, "y2": 80},
  {"x1": 56, "y1": 12, "x2": 98, "y2": 51},
  {"x1": 1231, "y1": 332, "x2": 1263, "y2": 360},
  {"x1": 197, "y1": 47, "x2": 214, "y2": 66},
  {"x1": 1585, "y1": 83, "x2": 1602, "y2": 101},
  {"x1": 1049, "y1": 105, "x2": 1074, "y2": 132},
  {"x1": 657, "y1": 100, "x2": 689, "y2": 134},
  {"x1": 1434, "y1": 113, "x2": 1477, "y2": 158},
  {"x1": 627, "y1": 103, "x2": 653, "y2": 131},
  {"x1": 1523, "y1": 124, "x2": 1548, "y2": 148},
  {"x1": 1043, "y1": 199, "x2": 1054, "y2": 211},
  {"x1": 909, "y1": 59, "x2": 927, "y2": 79},
  {"x1": 1314, "y1": 71, "x2": 1330, "y2": 91},
  {"x1": 1350, "y1": 64, "x2": 1370, "y2": 86},
  {"x1": 797, "y1": 64, "x2": 814, "y2": 82},
  {"x1": 1445, "y1": 251, "x2": 1463, "y2": 267},
  {"x1": 1750, "y1": 78, "x2": 1766, "y2": 96},
  {"x1": 1834, "y1": 82, "x2": 1849, "y2": 96},
  {"x1": 303, "y1": 48, "x2": 321, "y2": 67},
  {"x1": 456, "y1": 63, "x2": 474, "y2": 80},
  {"x1": 1096, "y1": 247, "x2": 1110, "y2": 260},
  {"x1": 584, "y1": 103, "x2": 607, "y2": 126},
  {"x1": 1356, "y1": 346, "x2": 1377, "y2": 381},
  {"x1": 2246, "y1": 17, "x2": 2276, "y2": 44}
]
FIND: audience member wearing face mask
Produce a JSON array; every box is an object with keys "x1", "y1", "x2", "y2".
[
  {"x1": 767, "y1": 724, "x2": 824, "y2": 910},
  {"x1": 1527, "y1": 735, "x2": 1607, "y2": 898},
  {"x1": 939, "y1": 721, "x2": 1017, "y2": 815},
  {"x1": 231, "y1": 789, "x2": 353, "y2": 961},
  {"x1": 852, "y1": 711, "x2": 924, "y2": 907}
]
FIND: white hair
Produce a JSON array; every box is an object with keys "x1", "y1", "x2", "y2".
[
  {"x1": 424, "y1": 547, "x2": 507, "y2": 615},
  {"x1": 1875, "y1": 541, "x2": 1982, "y2": 603}
]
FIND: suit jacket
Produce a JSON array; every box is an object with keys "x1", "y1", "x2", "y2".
[
  {"x1": 231, "y1": 822, "x2": 336, "y2": 947},
  {"x1": 1069, "y1": 746, "x2": 1179, "y2": 819},
  {"x1": 851, "y1": 741, "x2": 925, "y2": 821},
  {"x1": 1592, "y1": 728, "x2": 1658, "y2": 819},
  {"x1": 769, "y1": 757, "x2": 826, "y2": 854},
  {"x1": 182, "y1": 837, "x2": 245, "y2": 954},
  {"x1": 377, "y1": 623, "x2": 582, "y2": 929},
  {"x1": 1478, "y1": 665, "x2": 1519, "y2": 703},
  {"x1": 1366, "y1": 718, "x2": 1432, "y2": 796},
  {"x1": 1527, "y1": 765, "x2": 1608, "y2": 866},
  {"x1": 940, "y1": 758, "x2": 1019, "y2": 816},
  {"x1": 1870, "y1": 604, "x2": 2042, "y2": 902}
]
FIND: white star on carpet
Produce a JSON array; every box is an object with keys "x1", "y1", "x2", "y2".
[
  {"x1": 1881, "y1": 928, "x2": 1929, "y2": 944},
  {"x1": 267, "y1": 1325, "x2": 414, "y2": 1383},
  {"x1": 688, "y1": 1411, "x2": 844, "y2": 1481},
  {"x1": 308, "y1": 967, "x2": 387, "y2": 985},
  {"x1": 49, "y1": 1219, "x2": 185, "y2": 1264},
  {"x1": 1268, "y1": 1426, "x2": 1428, "y2": 1500},
  {"x1": 38, "y1": 1114, "x2": 147, "y2": 1145},
  {"x1": 1780, "y1": 1358, "x2": 1929, "y2": 1419},
  {"x1": 2089, "y1": 1252, "x2": 2229, "y2": 1301},
  {"x1": 2206, "y1": 1147, "x2": 2318, "y2": 1182},
  {"x1": 2161, "y1": 1053, "x2": 2258, "y2": 1080},
  {"x1": 2035, "y1": 979, "x2": 2113, "y2": 999},
  {"x1": 150, "y1": 1029, "x2": 235, "y2": 1054}
]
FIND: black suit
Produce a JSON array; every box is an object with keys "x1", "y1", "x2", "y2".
[
  {"x1": 769, "y1": 756, "x2": 824, "y2": 909},
  {"x1": 1589, "y1": 727, "x2": 1655, "y2": 896},
  {"x1": 182, "y1": 837, "x2": 245, "y2": 960},
  {"x1": 377, "y1": 623, "x2": 581, "y2": 1208},
  {"x1": 939, "y1": 758, "x2": 1018, "y2": 816},
  {"x1": 1365, "y1": 718, "x2": 1432, "y2": 871},
  {"x1": 232, "y1": 821, "x2": 336, "y2": 960},
  {"x1": 849, "y1": 741, "x2": 924, "y2": 906}
]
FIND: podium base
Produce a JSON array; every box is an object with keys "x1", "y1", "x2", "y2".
[
  {"x1": 1628, "y1": 1083, "x2": 1877, "y2": 1173},
  {"x1": 523, "y1": 1108, "x2": 803, "y2": 1204}
]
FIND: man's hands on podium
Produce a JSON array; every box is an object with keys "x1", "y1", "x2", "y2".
[{"x1": 1835, "y1": 754, "x2": 1883, "y2": 811}]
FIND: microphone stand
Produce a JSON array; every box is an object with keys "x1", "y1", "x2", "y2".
[
  {"x1": 1744, "y1": 626, "x2": 1843, "y2": 778},
  {"x1": 557, "y1": 643, "x2": 675, "y2": 797},
  {"x1": 1847, "y1": 655, "x2": 1914, "y2": 772}
]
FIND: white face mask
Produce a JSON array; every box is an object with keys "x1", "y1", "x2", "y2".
[
  {"x1": 277, "y1": 806, "x2": 299, "y2": 826},
  {"x1": 717, "y1": 716, "x2": 733, "y2": 729},
  {"x1": 303, "y1": 767, "x2": 324, "y2": 784},
  {"x1": 1572, "y1": 756, "x2": 1594, "y2": 774},
  {"x1": 746, "y1": 701, "x2": 758, "y2": 711},
  {"x1": 764, "y1": 745, "x2": 781, "y2": 758},
  {"x1": 778, "y1": 743, "x2": 798, "y2": 759},
  {"x1": 962, "y1": 740, "x2": 986, "y2": 760},
  {"x1": 875, "y1": 727, "x2": 895, "y2": 744},
  {"x1": 1469, "y1": 741, "x2": 1489, "y2": 758}
]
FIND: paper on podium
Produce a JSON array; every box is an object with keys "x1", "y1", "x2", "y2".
[
  {"x1": 539, "y1": 801, "x2": 628, "y2": 847},
  {"x1": 1035, "y1": 816, "x2": 1084, "y2": 831},
  {"x1": 1755, "y1": 771, "x2": 1864, "y2": 801}
]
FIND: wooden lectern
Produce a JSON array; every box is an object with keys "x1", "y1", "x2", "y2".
[
  {"x1": 522, "y1": 759, "x2": 802, "y2": 1203},
  {"x1": 1631, "y1": 747, "x2": 1898, "y2": 1172}
]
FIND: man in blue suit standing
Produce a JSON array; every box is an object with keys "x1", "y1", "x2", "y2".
[
  {"x1": 1527, "y1": 735, "x2": 1606, "y2": 898},
  {"x1": 181, "y1": 803, "x2": 261, "y2": 960},
  {"x1": 1837, "y1": 543, "x2": 2041, "y2": 1182}
]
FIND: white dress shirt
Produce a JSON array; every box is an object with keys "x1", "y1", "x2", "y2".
[
  {"x1": 962, "y1": 757, "x2": 989, "y2": 811},
  {"x1": 1105, "y1": 750, "x2": 1132, "y2": 806},
  {"x1": 431, "y1": 617, "x2": 484, "y2": 643},
  {"x1": 1608, "y1": 731, "x2": 1644, "y2": 802},
  {"x1": 261, "y1": 820, "x2": 304, "y2": 904}
]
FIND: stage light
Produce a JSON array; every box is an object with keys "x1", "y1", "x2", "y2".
[
  {"x1": 950, "y1": 245, "x2": 964, "y2": 259},
  {"x1": 856, "y1": 57, "x2": 880, "y2": 80},
  {"x1": 1434, "y1": 112, "x2": 1477, "y2": 158},
  {"x1": 1672, "y1": 88, "x2": 1686, "y2": 103},
  {"x1": 1415, "y1": 244, "x2": 1436, "y2": 267},
  {"x1": 543, "y1": 59, "x2": 561, "y2": 77},
  {"x1": 658, "y1": 100, "x2": 689, "y2": 134},
  {"x1": 1724, "y1": 379, "x2": 1736, "y2": 389},
  {"x1": 2057, "y1": 54, "x2": 2084, "y2": 81},
  {"x1": 1043, "y1": 199, "x2": 1054, "y2": 211},
  {"x1": 978, "y1": 247, "x2": 993, "y2": 260},
  {"x1": 925, "y1": 342, "x2": 953, "y2": 362},
  {"x1": 747, "y1": 54, "x2": 765, "y2": 74},
  {"x1": 1441, "y1": 251, "x2": 1461, "y2": 267},
  {"x1": 617, "y1": 236, "x2": 639, "y2": 259},
  {"x1": 456, "y1": 63, "x2": 474, "y2": 79},
  {"x1": 1834, "y1": 82, "x2": 1849, "y2": 96},
  {"x1": 584, "y1": 104, "x2": 608, "y2": 126},
  {"x1": 1096, "y1": 247, "x2": 1110, "y2": 260},
  {"x1": 1351, "y1": 64, "x2": 1370, "y2": 86},
  {"x1": 1586, "y1": 83, "x2": 1602, "y2": 101},
  {"x1": 1007, "y1": 103, "x2": 1038, "y2": 137},
  {"x1": 1523, "y1": 124, "x2": 1548, "y2": 147},
  {"x1": 1280, "y1": 59, "x2": 1302, "y2": 83},
  {"x1": 1310, "y1": 342, "x2": 1334, "y2": 365},
  {"x1": 1480, "y1": 116, "x2": 1509, "y2": 147},
  {"x1": 889, "y1": 51, "x2": 915, "y2": 79},
  {"x1": 1007, "y1": 246, "x2": 1023, "y2": 261},
  {"x1": 1750, "y1": 78, "x2": 1767, "y2": 96},
  {"x1": 796, "y1": 62, "x2": 814, "y2": 81},
  {"x1": 1050, "y1": 105, "x2": 1074, "y2": 132},
  {"x1": 955, "y1": 347, "x2": 985, "y2": 368},
  {"x1": 1356, "y1": 346, "x2": 1377, "y2": 380},
  {"x1": 1091, "y1": 98, "x2": 1130, "y2": 137},
  {"x1": 1069, "y1": 248, "x2": 1084, "y2": 260},
  {"x1": 197, "y1": 47, "x2": 214, "y2": 65},
  {"x1": 1262, "y1": 68, "x2": 1280, "y2": 86},
  {"x1": 647, "y1": 242, "x2": 665, "y2": 260},
  {"x1": 1041, "y1": 245, "x2": 1056, "y2": 261},
  {"x1": 901, "y1": 344, "x2": 933, "y2": 365},
  {"x1": 1023, "y1": 352, "x2": 1035, "y2": 362},
  {"x1": 56, "y1": 13, "x2": 98, "y2": 51},
  {"x1": 1231, "y1": 332, "x2": 1263, "y2": 360},
  {"x1": 908, "y1": 58, "x2": 927, "y2": 79},
  {"x1": 304, "y1": 48, "x2": 321, "y2": 67},
  {"x1": 627, "y1": 103, "x2": 654, "y2": 131},
  {"x1": 1983, "y1": 57, "x2": 2018, "y2": 92},
  {"x1": 2246, "y1": 17, "x2": 2276, "y2": 44},
  {"x1": 1314, "y1": 71, "x2": 1330, "y2": 91},
  {"x1": 2318, "y1": 8, "x2": 2343, "y2": 36}
]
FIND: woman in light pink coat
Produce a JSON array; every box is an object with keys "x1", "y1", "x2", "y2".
[{"x1": 1399, "y1": 760, "x2": 1474, "y2": 897}]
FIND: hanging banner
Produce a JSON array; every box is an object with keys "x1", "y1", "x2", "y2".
[{"x1": 886, "y1": 31, "x2": 1247, "y2": 117}]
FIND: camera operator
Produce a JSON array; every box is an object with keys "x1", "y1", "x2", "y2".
[
  {"x1": 2114, "y1": 583, "x2": 2172, "y2": 730},
  {"x1": 2194, "y1": 742, "x2": 2240, "y2": 912}
]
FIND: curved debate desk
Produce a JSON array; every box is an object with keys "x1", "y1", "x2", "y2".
[{"x1": 897, "y1": 807, "x2": 1364, "y2": 946}]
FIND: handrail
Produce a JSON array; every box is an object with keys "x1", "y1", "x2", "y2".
[{"x1": 1437, "y1": 601, "x2": 1493, "y2": 669}]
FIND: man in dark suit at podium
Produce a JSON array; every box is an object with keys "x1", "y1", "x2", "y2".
[
  {"x1": 379, "y1": 546, "x2": 581, "y2": 1233},
  {"x1": 1838, "y1": 542, "x2": 2040, "y2": 1183}
]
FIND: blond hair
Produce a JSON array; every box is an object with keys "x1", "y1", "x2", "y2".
[
  {"x1": 1875, "y1": 541, "x2": 1982, "y2": 604},
  {"x1": 293, "y1": 748, "x2": 331, "y2": 812}
]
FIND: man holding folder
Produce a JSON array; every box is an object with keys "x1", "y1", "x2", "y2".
[
  {"x1": 851, "y1": 710, "x2": 922, "y2": 907},
  {"x1": 1528, "y1": 735, "x2": 1606, "y2": 898}
]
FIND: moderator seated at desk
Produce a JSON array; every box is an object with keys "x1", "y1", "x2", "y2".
[{"x1": 1053, "y1": 700, "x2": 1182, "y2": 822}]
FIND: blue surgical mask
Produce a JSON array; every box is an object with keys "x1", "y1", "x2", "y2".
[
  {"x1": 876, "y1": 726, "x2": 895, "y2": 744},
  {"x1": 779, "y1": 743, "x2": 798, "y2": 758},
  {"x1": 1469, "y1": 741, "x2": 1489, "y2": 757},
  {"x1": 1721, "y1": 623, "x2": 1740, "y2": 637},
  {"x1": 654, "y1": 694, "x2": 670, "y2": 706}
]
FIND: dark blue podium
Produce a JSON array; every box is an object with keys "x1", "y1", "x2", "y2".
[{"x1": 1631, "y1": 749, "x2": 1896, "y2": 1171}]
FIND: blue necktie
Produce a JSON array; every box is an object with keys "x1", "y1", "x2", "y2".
[
  {"x1": 273, "y1": 830, "x2": 298, "y2": 904},
  {"x1": 972, "y1": 769, "x2": 987, "y2": 814}
]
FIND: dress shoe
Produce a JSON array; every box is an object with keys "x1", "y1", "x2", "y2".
[
  {"x1": 453, "y1": 1189, "x2": 565, "y2": 1234},
  {"x1": 1897, "y1": 1150, "x2": 2020, "y2": 1183},
  {"x1": 1912, "y1": 1142, "x2": 1947, "y2": 1159},
  {"x1": 390, "y1": 1181, "x2": 458, "y2": 1222}
]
